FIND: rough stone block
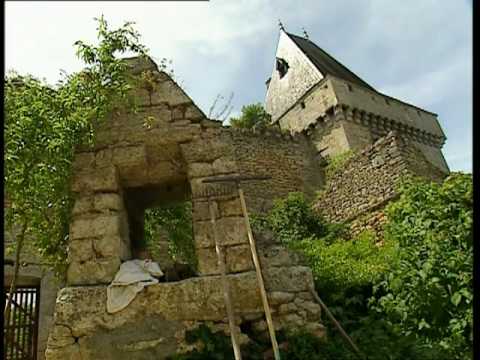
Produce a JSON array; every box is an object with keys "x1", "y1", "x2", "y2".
[
  {"x1": 192, "y1": 200, "x2": 217, "y2": 221},
  {"x1": 226, "y1": 244, "x2": 254, "y2": 273},
  {"x1": 94, "y1": 193, "x2": 123, "y2": 212},
  {"x1": 194, "y1": 217, "x2": 248, "y2": 248},
  {"x1": 268, "y1": 291, "x2": 295, "y2": 305},
  {"x1": 112, "y1": 145, "x2": 147, "y2": 168},
  {"x1": 181, "y1": 139, "x2": 233, "y2": 163},
  {"x1": 185, "y1": 104, "x2": 204, "y2": 122},
  {"x1": 212, "y1": 158, "x2": 237, "y2": 174},
  {"x1": 72, "y1": 197, "x2": 93, "y2": 216},
  {"x1": 263, "y1": 266, "x2": 314, "y2": 293},
  {"x1": 95, "y1": 148, "x2": 114, "y2": 168},
  {"x1": 150, "y1": 80, "x2": 191, "y2": 107},
  {"x1": 196, "y1": 248, "x2": 218, "y2": 275},
  {"x1": 68, "y1": 239, "x2": 94, "y2": 263},
  {"x1": 278, "y1": 303, "x2": 297, "y2": 314},
  {"x1": 46, "y1": 324, "x2": 76, "y2": 348},
  {"x1": 93, "y1": 235, "x2": 121, "y2": 258},
  {"x1": 45, "y1": 342, "x2": 82, "y2": 360},
  {"x1": 187, "y1": 163, "x2": 214, "y2": 178},
  {"x1": 278, "y1": 313, "x2": 304, "y2": 328},
  {"x1": 70, "y1": 215, "x2": 122, "y2": 240},
  {"x1": 218, "y1": 197, "x2": 243, "y2": 217},
  {"x1": 67, "y1": 256, "x2": 121, "y2": 285},
  {"x1": 147, "y1": 161, "x2": 185, "y2": 185},
  {"x1": 172, "y1": 119, "x2": 192, "y2": 127},
  {"x1": 296, "y1": 300, "x2": 321, "y2": 320},
  {"x1": 196, "y1": 244, "x2": 254, "y2": 275},
  {"x1": 72, "y1": 152, "x2": 95, "y2": 171},
  {"x1": 172, "y1": 106, "x2": 185, "y2": 120},
  {"x1": 71, "y1": 166, "x2": 120, "y2": 193}
]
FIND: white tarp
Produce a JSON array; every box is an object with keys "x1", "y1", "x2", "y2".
[{"x1": 107, "y1": 259, "x2": 164, "y2": 314}]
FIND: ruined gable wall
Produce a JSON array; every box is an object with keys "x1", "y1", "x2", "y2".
[{"x1": 46, "y1": 58, "x2": 326, "y2": 360}]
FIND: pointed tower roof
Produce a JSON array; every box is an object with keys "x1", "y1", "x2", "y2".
[{"x1": 285, "y1": 32, "x2": 376, "y2": 91}]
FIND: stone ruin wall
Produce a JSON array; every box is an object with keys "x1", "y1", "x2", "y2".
[
  {"x1": 314, "y1": 131, "x2": 448, "y2": 238},
  {"x1": 45, "y1": 58, "x2": 325, "y2": 359},
  {"x1": 231, "y1": 129, "x2": 324, "y2": 214}
]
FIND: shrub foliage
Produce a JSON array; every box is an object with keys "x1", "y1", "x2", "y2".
[
  {"x1": 253, "y1": 172, "x2": 473, "y2": 359},
  {"x1": 372, "y1": 173, "x2": 473, "y2": 357}
]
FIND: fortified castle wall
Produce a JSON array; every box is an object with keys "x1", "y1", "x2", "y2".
[{"x1": 314, "y1": 131, "x2": 447, "y2": 238}]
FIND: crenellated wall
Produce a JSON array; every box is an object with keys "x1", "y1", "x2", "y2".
[{"x1": 274, "y1": 74, "x2": 450, "y2": 174}]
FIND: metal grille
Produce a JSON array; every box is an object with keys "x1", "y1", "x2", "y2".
[{"x1": 3, "y1": 286, "x2": 40, "y2": 360}]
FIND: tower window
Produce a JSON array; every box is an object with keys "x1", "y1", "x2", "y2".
[
  {"x1": 300, "y1": 101, "x2": 306, "y2": 109},
  {"x1": 276, "y1": 58, "x2": 289, "y2": 78},
  {"x1": 347, "y1": 84, "x2": 353, "y2": 92}
]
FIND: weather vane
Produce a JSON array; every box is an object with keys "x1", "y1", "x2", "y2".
[
  {"x1": 302, "y1": 27, "x2": 309, "y2": 40},
  {"x1": 278, "y1": 19, "x2": 285, "y2": 31}
]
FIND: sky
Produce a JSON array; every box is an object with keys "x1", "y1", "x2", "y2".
[{"x1": 5, "y1": 0, "x2": 473, "y2": 172}]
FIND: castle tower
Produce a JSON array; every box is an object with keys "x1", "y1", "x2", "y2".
[{"x1": 265, "y1": 29, "x2": 449, "y2": 174}]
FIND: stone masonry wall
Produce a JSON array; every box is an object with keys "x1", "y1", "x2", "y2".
[
  {"x1": 231, "y1": 128, "x2": 324, "y2": 214},
  {"x1": 46, "y1": 57, "x2": 325, "y2": 359},
  {"x1": 314, "y1": 131, "x2": 447, "y2": 228}
]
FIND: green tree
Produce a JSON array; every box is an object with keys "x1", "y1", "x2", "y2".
[
  {"x1": 372, "y1": 173, "x2": 473, "y2": 359},
  {"x1": 144, "y1": 202, "x2": 197, "y2": 270},
  {"x1": 229, "y1": 103, "x2": 271, "y2": 130},
  {"x1": 4, "y1": 15, "x2": 148, "y2": 319}
]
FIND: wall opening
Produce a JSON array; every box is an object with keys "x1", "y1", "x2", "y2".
[
  {"x1": 124, "y1": 180, "x2": 197, "y2": 282},
  {"x1": 4, "y1": 285, "x2": 40, "y2": 360},
  {"x1": 276, "y1": 57, "x2": 289, "y2": 78}
]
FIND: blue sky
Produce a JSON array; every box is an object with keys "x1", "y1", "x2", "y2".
[{"x1": 5, "y1": 1, "x2": 472, "y2": 172}]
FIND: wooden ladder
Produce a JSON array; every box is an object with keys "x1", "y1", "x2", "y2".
[{"x1": 204, "y1": 175, "x2": 281, "y2": 360}]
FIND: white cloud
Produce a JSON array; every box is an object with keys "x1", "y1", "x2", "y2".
[{"x1": 5, "y1": 0, "x2": 472, "y2": 172}]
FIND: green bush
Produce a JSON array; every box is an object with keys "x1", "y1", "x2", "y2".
[
  {"x1": 264, "y1": 192, "x2": 326, "y2": 244},
  {"x1": 371, "y1": 173, "x2": 473, "y2": 359},
  {"x1": 297, "y1": 230, "x2": 396, "y2": 299},
  {"x1": 229, "y1": 103, "x2": 271, "y2": 130},
  {"x1": 144, "y1": 201, "x2": 197, "y2": 270}
]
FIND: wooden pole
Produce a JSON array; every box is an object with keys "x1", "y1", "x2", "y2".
[
  {"x1": 208, "y1": 199, "x2": 243, "y2": 360},
  {"x1": 236, "y1": 184, "x2": 281, "y2": 360},
  {"x1": 308, "y1": 286, "x2": 365, "y2": 359}
]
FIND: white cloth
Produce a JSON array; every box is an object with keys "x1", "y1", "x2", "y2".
[{"x1": 107, "y1": 259, "x2": 164, "y2": 314}]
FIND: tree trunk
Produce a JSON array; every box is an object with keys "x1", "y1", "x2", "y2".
[{"x1": 4, "y1": 221, "x2": 27, "y2": 322}]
